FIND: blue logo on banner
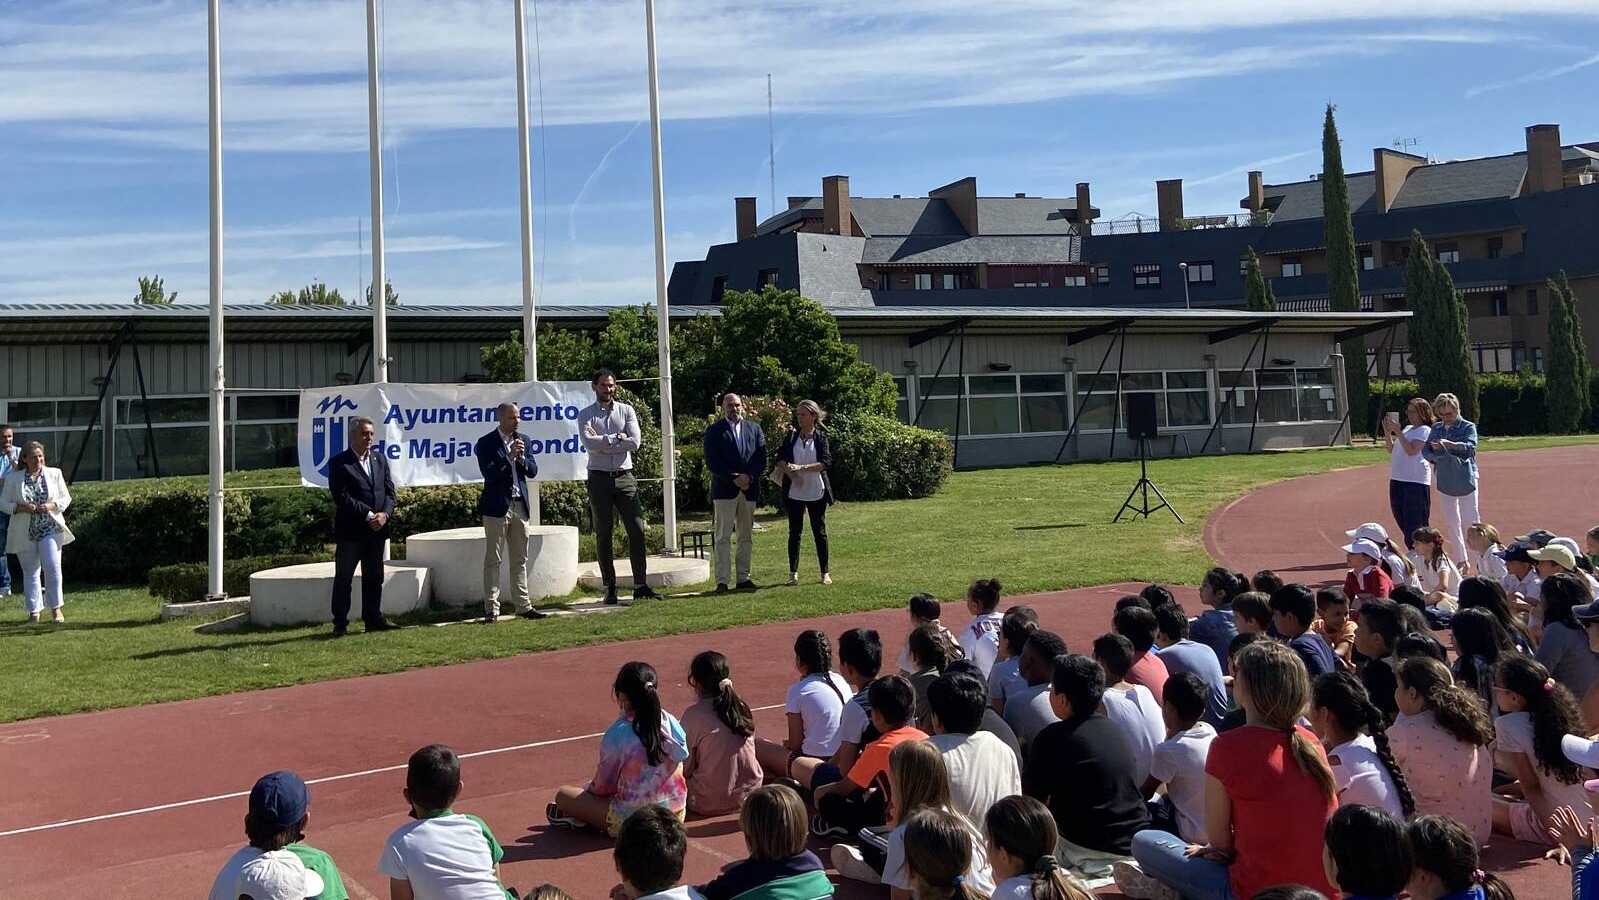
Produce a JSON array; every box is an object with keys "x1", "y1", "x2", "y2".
[{"x1": 311, "y1": 395, "x2": 359, "y2": 478}]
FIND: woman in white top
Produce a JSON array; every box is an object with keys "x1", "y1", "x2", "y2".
[
  {"x1": 754, "y1": 629, "x2": 852, "y2": 778},
  {"x1": 1309, "y1": 671, "x2": 1415, "y2": 820},
  {"x1": 0, "y1": 440, "x2": 75, "y2": 623},
  {"x1": 1383, "y1": 396, "x2": 1435, "y2": 551},
  {"x1": 776, "y1": 400, "x2": 832, "y2": 587}
]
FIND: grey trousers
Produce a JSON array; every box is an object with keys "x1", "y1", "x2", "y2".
[{"x1": 587, "y1": 471, "x2": 648, "y2": 588}]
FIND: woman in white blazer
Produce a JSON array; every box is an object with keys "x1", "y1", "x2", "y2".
[{"x1": 0, "y1": 440, "x2": 74, "y2": 623}]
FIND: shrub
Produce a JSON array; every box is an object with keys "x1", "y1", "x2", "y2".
[
  {"x1": 147, "y1": 553, "x2": 326, "y2": 605},
  {"x1": 1369, "y1": 371, "x2": 1553, "y2": 438},
  {"x1": 826, "y1": 412, "x2": 952, "y2": 501},
  {"x1": 390, "y1": 484, "x2": 481, "y2": 541},
  {"x1": 65, "y1": 486, "x2": 254, "y2": 584},
  {"x1": 579, "y1": 524, "x2": 667, "y2": 562}
]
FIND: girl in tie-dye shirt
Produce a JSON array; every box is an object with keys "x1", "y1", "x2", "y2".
[{"x1": 548, "y1": 661, "x2": 689, "y2": 837}]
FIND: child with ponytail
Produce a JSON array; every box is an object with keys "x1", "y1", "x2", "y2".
[
  {"x1": 682, "y1": 651, "x2": 761, "y2": 816},
  {"x1": 1490, "y1": 654, "x2": 1594, "y2": 846},
  {"x1": 549, "y1": 661, "x2": 689, "y2": 836},
  {"x1": 755, "y1": 629, "x2": 852, "y2": 779},
  {"x1": 1388, "y1": 656, "x2": 1495, "y2": 846},
  {"x1": 984, "y1": 796, "x2": 1092, "y2": 900},
  {"x1": 1309, "y1": 671, "x2": 1415, "y2": 819},
  {"x1": 1404, "y1": 815, "x2": 1516, "y2": 900},
  {"x1": 903, "y1": 808, "x2": 994, "y2": 900},
  {"x1": 1124, "y1": 640, "x2": 1338, "y2": 900}
]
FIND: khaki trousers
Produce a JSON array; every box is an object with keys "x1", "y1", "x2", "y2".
[
  {"x1": 712, "y1": 494, "x2": 755, "y2": 585},
  {"x1": 483, "y1": 505, "x2": 532, "y2": 616}
]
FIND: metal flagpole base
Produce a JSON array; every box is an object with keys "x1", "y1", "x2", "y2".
[{"x1": 1114, "y1": 439, "x2": 1184, "y2": 523}]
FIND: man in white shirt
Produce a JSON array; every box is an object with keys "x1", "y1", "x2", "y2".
[
  {"x1": 578, "y1": 369, "x2": 659, "y2": 605},
  {"x1": 925, "y1": 670, "x2": 1021, "y2": 826}
]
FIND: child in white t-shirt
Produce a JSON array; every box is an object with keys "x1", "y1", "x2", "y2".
[
  {"x1": 754, "y1": 629, "x2": 853, "y2": 779},
  {"x1": 984, "y1": 795, "x2": 1094, "y2": 900},
  {"x1": 1467, "y1": 523, "x2": 1509, "y2": 582},
  {"x1": 959, "y1": 578, "x2": 1004, "y2": 678},
  {"x1": 379, "y1": 745, "x2": 514, "y2": 900},
  {"x1": 1093, "y1": 633, "x2": 1164, "y2": 787},
  {"x1": 1145, "y1": 672, "x2": 1217, "y2": 843},
  {"x1": 1411, "y1": 527, "x2": 1462, "y2": 612}
]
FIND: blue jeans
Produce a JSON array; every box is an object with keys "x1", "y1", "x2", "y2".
[{"x1": 1131, "y1": 830, "x2": 1234, "y2": 900}]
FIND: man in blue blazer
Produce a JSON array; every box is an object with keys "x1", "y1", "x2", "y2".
[
  {"x1": 327, "y1": 416, "x2": 399, "y2": 636},
  {"x1": 704, "y1": 392, "x2": 766, "y2": 592},
  {"x1": 475, "y1": 402, "x2": 546, "y2": 621}
]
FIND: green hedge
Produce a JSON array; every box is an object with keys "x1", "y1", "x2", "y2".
[
  {"x1": 148, "y1": 553, "x2": 326, "y2": 605},
  {"x1": 1367, "y1": 372, "x2": 1564, "y2": 437},
  {"x1": 827, "y1": 412, "x2": 953, "y2": 501}
]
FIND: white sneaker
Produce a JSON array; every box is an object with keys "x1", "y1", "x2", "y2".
[
  {"x1": 830, "y1": 844, "x2": 881, "y2": 885},
  {"x1": 1113, "y1": 860, "x2": 1180, "y2": 900},
  {"x1": 0, "y1": 586, "x2": 9, "y2": 596}
]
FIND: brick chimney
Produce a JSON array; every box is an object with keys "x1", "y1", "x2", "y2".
[
  {"x1": 1245, "y1": 171, "x2": 1265, "y2": 212},
  {"x1": 1156, "y1": 179, "x2": 1185, "y2": 230},
  {"x1": 930, "y1": 177, "x2": 980, "y2": 236},
  {"x1": 1075, "y1": 182, "x2": 1093, "y2": 236},
  {"x1": 735, "y1": 197, "x2": 758, "y2": 241},
  {"x1": 822, "y1": 175, "x2": 851, "y2": 236},
  {"x1": 1373, "y1": 148, "x2": 1425, "y2": 213},
  {"x1": 1526, "y1": 124, "x2": 1563, "y2": 194}
]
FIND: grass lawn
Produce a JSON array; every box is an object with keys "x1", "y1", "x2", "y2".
[{"x1": 5, "y1": 435, "x2": 1595, "y2": 723}]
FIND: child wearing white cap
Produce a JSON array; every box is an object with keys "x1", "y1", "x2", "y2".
[
  {"x1": 209, "y1": 770, "x2": 345, "y2": 900},
  {"x1": 1341, "y1": 538, "x2": 1393, "y2": 604},
  {"x1": 1345, "y1": 523, "x2": 1418, "y2": 591}
]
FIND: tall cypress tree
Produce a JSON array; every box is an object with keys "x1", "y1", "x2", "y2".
[
  {"x1": 1403, "y1": 232, "x2": 1436, "y2": 385},
  {"x1": 1548, "y1": 271, "x2": 1591, "y2": 432},
  {"x1": 1434, "y1": 261, "x2": 1480, "y2": 421},
  {"x1": 1322, "y1": 104, "x2": 1368, "y2": 429},
  {"x1": 1404, "y1": 231, "x2": 1478, "y2": 419},
  {"x1": 1244, "y1": 247, "x2": 1276, "y2": 311}
]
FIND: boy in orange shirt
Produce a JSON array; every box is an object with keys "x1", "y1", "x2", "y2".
[
  {"x1": 1312, "y1": 588, "x2": 1357, "y2": 669},
  {"x1": 800, "y1": 674, "x2": 925, "y2": 838}
]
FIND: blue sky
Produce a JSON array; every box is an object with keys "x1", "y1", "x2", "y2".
[{"x1": 3, "y1": 0, "x2": 1597, "y2": 308}]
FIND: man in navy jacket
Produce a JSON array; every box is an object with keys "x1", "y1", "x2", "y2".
[
  {"x1": 327, "y1": 416, "x2": 399, "y2": 635},
  {"x1": 704, "y1": 393, "x2": 766, "y2": 592},
  {"x1": 475, "y1": 402, "x2": 545, "y2": 621}
]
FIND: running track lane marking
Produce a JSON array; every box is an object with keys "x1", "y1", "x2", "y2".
[{"x1": 0, "y1": 702, "x2": 785, "y2": 838}]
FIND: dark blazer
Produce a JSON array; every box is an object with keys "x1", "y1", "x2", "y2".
[
  {"x1": 475, "y1": 428, "x2": 538, "y2": 517},
  {"x1": 704, "y1": 416, "x2": 767, "y2": 502},
  {"x1": 328, "y1": 447, "x2": 396, "y2": 542},
  {"x1": 777, "y1": 429, "x2": 833, "y2": 505}
]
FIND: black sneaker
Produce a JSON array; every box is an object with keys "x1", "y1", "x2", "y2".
[
  {"x1": 736, "y1": 580, "x2": 758, "y2": 591},
  {"x1": 331, "y1": 624, "x2": 348, "y2": 637},
  {"x1": 604, "y1": 587, "x2": 620, "y2": 605},
  {"x1": 633, "y1": 585, "x2": 662, "y2": 600},
  {"x1": 715, "y1": 583, "x2": 730, "y2": 594},
  {"x1": 810, "y1": 813, "x2": 850, "y2": 840},
  {"x1": 546, "y1": 801, "x2": 584, "y2": 830},
  {"x1": 519, "y1": 608, "x2": 549, "y2": 620}
]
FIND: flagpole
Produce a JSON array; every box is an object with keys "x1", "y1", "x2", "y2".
[
  {"x1": 514, "y1": 0, "x2": 541, "y2": 524},
  {"x1": 205, "y1": 0, "x2": 227, "y2": 600},
  {"x1": 366, "y1": 0, "x2": 388, "y2": 384},
  {"x1": 644, "y1": 0, "x2": 677, "y2": 552}
]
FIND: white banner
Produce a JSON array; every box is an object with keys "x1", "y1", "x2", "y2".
[{"x1": 298, "y1": 381, "x2": 597, "y2": 488}]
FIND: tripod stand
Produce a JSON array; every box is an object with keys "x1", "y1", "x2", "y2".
[{"x1": 1115, "y1": 438, "x2": 1183, "y2": 523}]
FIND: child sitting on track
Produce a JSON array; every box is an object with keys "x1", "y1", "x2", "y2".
[
  {"x1": 382, "y1": 744, "x2": 517, "y2": 900},
  {"x1": 208, "y1": 770, "x2": 347, "y2": 900},
  {"x1": 681, "y1": 651, "x2": 761, "y2": 816},
  {"x1": 694, "y1": 784, "x2": 833, "y2": 900}
]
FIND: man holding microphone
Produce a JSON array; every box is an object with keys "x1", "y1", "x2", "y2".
[{"x1": 476, "y1": 402, "x2": 546, "y2": 622}]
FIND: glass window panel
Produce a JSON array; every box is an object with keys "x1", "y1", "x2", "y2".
[
  {"x1": 232, "y1": 423, "x2": 300, "y2": 471},
  {"x1": 1297, "y1": 386, "x2": 1336, "y2": 420},
  {"x1": 237, "y1": 395, "x2": 298, "y2": 421},
  {"x1": 1021, "y1": 395, "x2": 1067, "y2": 433},
  {"x1": 896, "y1": 396, "x2": 911, "y2": 424},
  {"x1": 9, "y1": 401, "x2": 57, "y2": 428},
  {"x1": 114, "y1": 426, "x2": 209, "y2": 479},
  {"x1": 921, "y1": 376, "x2": 961, "y2": 397},
  {"x1": 967, "y1": 397, "x2": 1020, "y2": 435},
  {"x1": 121, "y1": 396, "x2": 208, "y2": 425},
  {"x1": 1219, "y1": 371, "x2": 1255, "y2": 388},
  {"x1": 59, "y1": 400, "x2": 100, "y2": 426},
  {"x1": 917, "y1": 398, "x2": 958, "y2": 435},
  {"x1": 1122, "y1": 373, "x2": 1162, "y2": 391},
  {"x1": 1258, "y1": 370, "x2": 1295, "y2": 387},
  {"x1": 1220, "y1": 389, "x2": 1258, "y2": 423},
  {"x1": 968, "y1": 375, "x2": 1016, "y2": 396},
  {"x1": 1167, "y1": 371, "x2": 1208, "y2": 390},
  {"x1": 1295, "y1": 368, "x2": 1333, "y2": 387},
  {"x1": 1076, "y1": 393, "x2": 1116, "y2": 431},
  {"x1": 1019, "y1": 374, "x2": 1064, "y2": 394},
  {"x1": 1256, "y1": 389, "x2": 1300, "y2": 423},
  {"x1": 21, "y1": 429, "x2": 102, "y2": 480},
  {"x1": 1167, "y1": 391, "x2": 1211, "y2": 426},
  {"x1": 1077, "y1": 373, "x2": 1117, "y2": 394}
]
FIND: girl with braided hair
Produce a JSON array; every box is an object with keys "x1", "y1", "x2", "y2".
[
  {"x1": 755, "y1": 629, "x2": 852, "y2": 779},
  {"x1": 1389, "y1": 656, "x2": 1495, "y2": 845},
  {"x1": 1490, "y1": 654, "x2": 1594, "y2": 846},
  {"x1": 548, "y1": 661, "x2": 689, "y2": 836},
  {"x1": 1309, "y1": 671, "x2": 1416, "y2": 819},
  {"x1": 984, "y1": 795, "x2": 1092, "y2": 900}
]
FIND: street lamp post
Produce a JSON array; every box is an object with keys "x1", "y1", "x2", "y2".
[{"x1": 1178, "y1": 262, "x2": 1191, "y2": 310}]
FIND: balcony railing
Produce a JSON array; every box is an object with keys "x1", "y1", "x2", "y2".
[{"x1": 1093, "y1": 211, "x2": 1274, "y2": 234}]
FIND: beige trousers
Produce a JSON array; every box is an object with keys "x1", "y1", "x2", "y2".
[
  {"x1": 712, "y1": 494, "x2": 755, "y2": 585},
  {"x1": 483, "y1": 506, "x2": 532, "y2": 616}
]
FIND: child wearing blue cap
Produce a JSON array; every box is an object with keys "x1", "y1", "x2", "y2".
[{"x1": 208, "y1": 770, "x2": 348, "y2": 900}]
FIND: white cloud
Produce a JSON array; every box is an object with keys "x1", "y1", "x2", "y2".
[{"x1": 1464, "y1": 51, "x2": 1599, "y2": 98}]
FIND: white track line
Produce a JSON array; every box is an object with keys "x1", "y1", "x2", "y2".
[{"x1": 0, "y1": 702, "x2": 784, "y2": 839}]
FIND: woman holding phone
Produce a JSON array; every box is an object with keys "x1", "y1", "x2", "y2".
[
  {"x1": 1383, "y1": 397, "x2": 1435, "y2": 550},
  {"x1": 1423, "y1": 393, "x2": 1480, "y2": 575}
]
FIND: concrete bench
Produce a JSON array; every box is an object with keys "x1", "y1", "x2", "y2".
[
  {"x1": 577, "y1": 554, "x2": 710, "y2": 591},
  {"x1": 248, "y1": 561, "x2": 432, "y2": 626},
  {"x1": 405, "y1": 525, "x2": 580, "y2": 608}
]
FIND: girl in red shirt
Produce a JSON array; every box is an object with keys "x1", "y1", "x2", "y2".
[
  {"x1": 1121, "y1": 640, "x2": 1339, "y2": 900},
  {"x1": 1342, "y1": 538, "x2": 1394, "y2": 605}
]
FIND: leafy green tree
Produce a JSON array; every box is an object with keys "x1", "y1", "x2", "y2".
[
  {"x1": 268, "y1": 282, "x2": 345, "y2": 306},
  {"x1": 364, "y1": 281, "x2": 400, "y2": 306},
  {"x1": 267, "y1": 290, "x2": 297, "y2": 305},
  {"x1": 479, "y1": 325, "x2": 596, "y2": 383},
  {"x1": 134, "y1": 275, "x2": 176, "y2": 305},
  {"x1": 1322, "y1": 104, "x2": 1368, "y2": 429},
  {"x1": 1547, "y1": 271, "x2": 1591, "y2": 432},
  {"x1": 1243, "y1": 247, "x2": 1275, "y2": 312},
  {"x1": 1403, "y1": 231, "x2": 1479, "y2": 419}
]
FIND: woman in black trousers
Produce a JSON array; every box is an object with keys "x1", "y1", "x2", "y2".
[{"x1": 778, "y1": 400, "x2": 833, "y2": 586}]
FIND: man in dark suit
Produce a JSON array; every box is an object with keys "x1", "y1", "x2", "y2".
[
  {"x1": 327, "y1": 415, "x2": 399, "y2": 636},
  {"x1": 475, "y1": 402, "x2": 546, "y2": 622},
  {"x1": 704, "y1": 392, "x2": 766, "y2": 593}
]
